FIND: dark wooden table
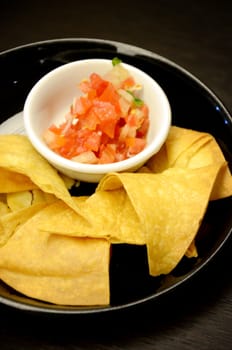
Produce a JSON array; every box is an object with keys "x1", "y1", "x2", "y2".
[{"x1": 0, "y1": 1, "x2": 232, "y2": 349}]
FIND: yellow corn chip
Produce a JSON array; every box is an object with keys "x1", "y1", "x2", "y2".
[
  {"x1": 98, "y1": 164, "x2": 222, "y2": 276},
  {"x1": 38, "y1": 192, "x2": 144, "y2": 245},
  {"x1": 0, "y1": 206, "x2": 110, "y2": 305},
  {"x1": 147, "y1": 126, "x2": 232, "y2": 200},
  {"x1": 7, "y1": 191, "x2": 33, "y2": 211},
  {"x1": 0, "y1": 167, "x2": 37, "y2": 193},
  {"x1": 0, "y1": 202, "x2": 48, "y2": 246},
  {"x1": 0, "y1": 135, "x2": 87, "y2": 217}
]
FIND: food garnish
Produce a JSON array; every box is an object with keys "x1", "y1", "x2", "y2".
[{"x1": 43, "y1": 59, "x2": 149, "y2": 164}]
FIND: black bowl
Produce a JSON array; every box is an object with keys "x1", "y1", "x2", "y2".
[{"x1": 0, "y1": 38, "x2": 231, "y2": 314}]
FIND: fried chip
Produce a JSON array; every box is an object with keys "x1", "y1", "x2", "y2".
[
  {"x1": 0, "y1": 135, "x2": 86, "y2": 217},
  {"x1": 0, "y1": 126, "x2": 231, "y2": 305},
  {"x1": 185, "y1": 240, "x2": 198, "y2": 258},
  {"x1": 165, "y1": 126, "x2": 211, "y2": 166},
  {"x1": 0, "y1": 265, "x2": 109, "y2": 306},
  {"x1": 97, "y1": 164, "x2": 222, "y2": 276},
  {"x1": 38, "y1": 192, "x2": 145, "y2": 245},
  {"x1": 7, "y1": 191, "x2": 33, "y2": 211},
  {"x1": 147, "y1": 126, "x2": 232, "y2": 200},
  {"x1": 0, "y1": 167, "x2": 37, "y2": 193},
  {"x1": 31, "y1": 189, "x2": 56, "y2": 205},
  {"x1": 0, "y1": 201, "x2": 10, "y2": 216},
  {"x1": 0, "y1": 206, "x2": 110, "y2": 305},
  {"x1": 0, "y1": 203, "x2": 49, "y2": 246},
  {"x1": 146, "y1": 126, "x2": 210, "y2": 171}
]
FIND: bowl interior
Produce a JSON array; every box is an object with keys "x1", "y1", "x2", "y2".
[{"x1": 0, "y1": 39, "x2": 232, "y2": 314}]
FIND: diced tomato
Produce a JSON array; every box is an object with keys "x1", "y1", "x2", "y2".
[
  {"x1": 43, "y1": 129, "x2": 65, "y2": 149},
  {"x1": 72, "y1": 151, "x2": 98, "y2": 164},
  {"x1": 90, "y1": 73, "x2": 108, "y2": 96},
  {"x1": 79, "y1": 80, "x2": 96, "y2": 100},
  {"x1": 98, "y1": 144, "x2": 116, "y2": 164},
  {"x1": 72, "y1": 96, "x2": 92, "y2": 115},
  {"x1": 99, "y1": 131, "x2": 110, "y2": 146},
  {"x1": 98, "y1": 82, "x2": 121, "y2": 114},
  {"x1": 115, "y1": 143, "x2": 128, "y2": 162},
  {"x1": 141, "y1": 104, "x2": 149, "y2": 117},
  {"x1": 48, "y1": 124, "x2": 61, "y2": 135},
  {"x1": 92, "y1": 100, "x2": 118, "y2": 138},
  {"x1": 84, "y1": 131, "x2": 101, "y2": 152},
  {"x1": 127, "y1": 138, "x2": 146, "y2": 155},
  {"x1": 79, "y1": 79, "x2": 91, "y2": 93},
  {"x1": 44, "y1": 62, "x2": 149, "y2": 164},
  {"x1": 119, "y1": 124, "x2": 136, "y2": 141},
  {"x1": 78, "y1": 108, "x2": 100, "y2": 130},
  {"x1": 87, "y1": 88, "x2": 97, "y2": 100},
  {"x1": 125, "y1": 137, "x2": 136, "y2": 148},
  {"x1": 126, "y1": 113, "x2": 139, "y2": 128},
  {"x1": 103, "y1": 122, "x2": 118, "y2": 139},
  {"x1": 121, "y1": 76, "x2": 135, "y2": 89},
  {"x1": 137, "y1": 113, "x2": 149, "y2": 138},
  {"x1": 92, "y1": 100, "x2": 117, "y2": 121}
]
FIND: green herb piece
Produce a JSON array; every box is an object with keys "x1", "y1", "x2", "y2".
[
  {"x1": 126, "y1": 90, "x2": 144, "y2": 107},
  {"x1": 133, "y1": 97, "x2": 144, "y2": 107},
  {"x1": 112, "y1": 57, "x2": 122, "y2": 66}
]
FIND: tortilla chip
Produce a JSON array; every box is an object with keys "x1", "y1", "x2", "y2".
[
  {"x1": 146, "y1": 144, "x2": 169, "y2": 173},
  {"x1": 0, "y1": 203, "x2": 48, "y2": 246},
  {"x1": 173, "y1": 136, "x2": 212, "y2": 167},
  {"x1": 187, "y1": 138, "x2": 232, "y2": 200},
  {"x1": 38, "y1": 192, "x2": 145, "y2": 245},
  {"x1": 0, "y1": 207, "x2": 110, "y2": 305},
  {"x1": 31, "y1": 189, "x2": 57, "y2": 205},
  {"x1": 0, "y1": 267, "x2": 109, "y2": 305},
  {"x1": 82, "y1": 191, "x2": 144, "y2": 244},
  {"x1": 0, "y1": 167, "x2": 37, "y2": 193},
  {"x1": 147, "y1": 126, "x2": 212, "y2": 170},
  {"x1": 147, "y1": 126, "x2": 232, "y2": 200},
  {"x1": 6, "y1": 191, "x2": 33, "y2": 211},
  {"x1": 0, "y1": 135, "x2": 86, "y2": 217},
  {"x1": 0, "y1": 127, "x2": 230, "y2": 305},
  {"x1": 0, "y1": 198, "x2": 10, "y2": 216},
  {"x1": 59, "y1": 173, "x2": 77, "y2": 190},
  {"x1": 185, "y1": 240, "x2": 198, "y2": 258},
  {"x1": 165, "y1": 126, "x2": 210, "y2": 166},
  {"x1": 97, "y1": 164, "x2": 222, "y2": 276}
]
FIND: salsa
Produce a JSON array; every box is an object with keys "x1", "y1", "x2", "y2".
[{"x1": 43, "y1": 59, "x2": 149, "y2": 164}]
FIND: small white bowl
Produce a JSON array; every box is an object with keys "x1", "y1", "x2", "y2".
[{"x1": 23, "y1": 59, "x2": 171, "y2": 182}]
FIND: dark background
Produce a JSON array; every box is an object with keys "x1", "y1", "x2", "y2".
[{"x1": 0, "y1": 1, "x2": 232, "y2": 349}]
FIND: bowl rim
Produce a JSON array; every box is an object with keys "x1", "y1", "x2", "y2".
[{"x1": 23, "y1": 57, "x2": 172, "y2": 175}]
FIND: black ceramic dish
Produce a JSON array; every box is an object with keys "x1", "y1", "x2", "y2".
[{"x1": 0, "y1": 38, "x2": 231, "y2": 314}]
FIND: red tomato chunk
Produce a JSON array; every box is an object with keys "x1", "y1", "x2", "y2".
[{"x1": 43, "y1": 62, "x2": 150, "y2": 164}]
